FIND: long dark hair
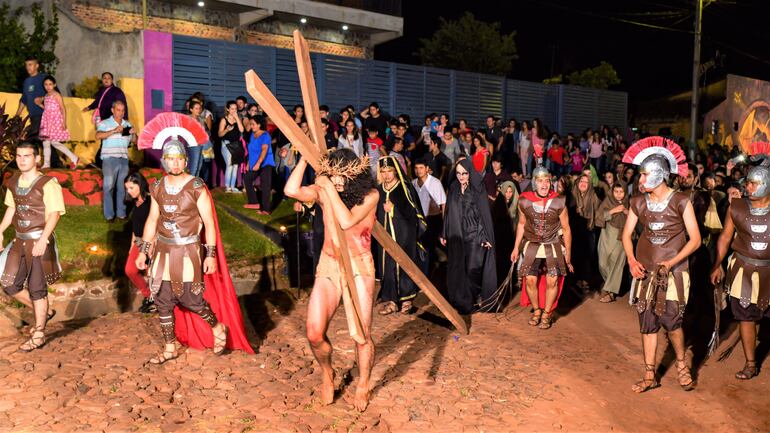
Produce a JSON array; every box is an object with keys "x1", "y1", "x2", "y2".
[
  {"x1": 43, "y1": 75, "x2": 61, "y2": 95},
  {"x1": 124, "y1": 172, "x2": 151, "y2": 204},
  {"x1": 327, "y1": 148, "x2": 377, "y2": 209}
]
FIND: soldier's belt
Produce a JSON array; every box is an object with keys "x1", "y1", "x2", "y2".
[
  {"x1": 16, "y1": 230, "x2": 44, "y2": 240},
  {"x1": 157, "y1": 234, "x2": 200, "y2": 246},
  {"x1": 734, "y1": 253, "x2": 770, "y2": 267}
]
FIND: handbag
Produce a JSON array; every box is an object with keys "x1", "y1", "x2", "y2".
[
  {"x1": 201, "y1": 141, "x2": 214, "y2": 160},
  {"x1": 92, "y1": 87, "x2": 112, "y2": 125},
  {"x1": 225, "y1": 139, "x2": 245, "y2": 165}
]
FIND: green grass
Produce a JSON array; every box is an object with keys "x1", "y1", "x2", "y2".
[
  {"x1": 215, "y1": 204, "x2": 281, "y2": 261},
  {"x1": 2, "y1": 203, "x2": 281, "y2": 282},
  {"x1": 211, "y1": 189, "x2": 310, "y2": 232}
]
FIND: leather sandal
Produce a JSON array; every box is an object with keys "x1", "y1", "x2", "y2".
[
  {"x1": 213, "y1": 324, "x2": 228, "y2": 356},
  {"x1": 528, "y1": 308, "x2": 543, "y2": 326},
  {"x1": 400, "y1": 300, "x2": 414, "y2": 314},
  {"x1": 631, "y1": 363, "x2": 660, "y2": 393},
  {"x1": 599, "y1": 293, "x2": 616, "y2": 303},
  {"x1": 19, "y1": 328, "x2": 46, "y2": 352},
  {"x1": 676, "y1": 358, "x2": 695, "y2": 391},
  {"x1": 735, "y1": 361, "x2": 758, "y2": 380},
  {"x1": 149, "y1": 347, "x2": 178, "y2": 365},
  {"x1": 378, "y1": 301, "x2": 398, "y2": 316},
  {"x1": 539, "y1": 312, "x2": 554, "y2": 330}
]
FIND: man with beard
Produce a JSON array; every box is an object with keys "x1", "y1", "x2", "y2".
[
  {"x1": 710, "y1": 150, "x2": 770, "y2": 380},
  {"x1": 511, "y1": 166, "x2": 573, "y2": 329},
  {"x1": 621, "y1": 137, "x2": 701, "y2": 393},
  {"x1": 375, "y1": 156, "x2": 426, "y2": 315},
  {"x1": 283, "y1": 149, "x2": 379, "y2": 411},
  {"x1": 136, "y1": 140, "x2": 253, "y2": 364}
]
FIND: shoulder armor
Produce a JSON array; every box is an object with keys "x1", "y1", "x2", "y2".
[
  {"x1": 153, "y1": 178, "x2": 162, "y2": 187},
  {"x1": 193, "y1": 177, "x2": 205, "y2": 188}
]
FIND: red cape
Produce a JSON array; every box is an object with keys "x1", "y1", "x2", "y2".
[
  {"x1": 518, "y1": 190, "x2": 565, "y2": 312},
  {"x1": 173, "y1": 187, "x2": 254, "y2": 353},
  {"x1": 520, "y1": 190, "x2": 559, "y2": 202},
  {"x1": 520, "y1": 275, "x2": 565, "y2": 312}
]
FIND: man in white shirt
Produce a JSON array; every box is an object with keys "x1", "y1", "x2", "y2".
[{"x1": 412, "y1": 158, "x2": 447, "y2": 272}]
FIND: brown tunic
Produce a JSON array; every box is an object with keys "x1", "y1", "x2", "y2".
[
  {"x1": 0, "y1": 173, "x2": 61, "y2": 287},
  {"x1": 630, "y1": 191, "x2": 690, "y2": 314},
  {"x1": 518, "y1": 195, "x2": 567, "y2": 276},
  {"x1": 149, "y1": 176, "x2": 206, "y2": 297},
  {"x1": 726, "y1": 198, "x2": 770, "y2": 309}
]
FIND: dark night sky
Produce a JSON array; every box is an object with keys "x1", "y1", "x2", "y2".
[{"x1": 374, "y1": 0, "x2": 770, "y2": 105}]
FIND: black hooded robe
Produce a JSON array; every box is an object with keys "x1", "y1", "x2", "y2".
[
  {"x1": 443, "y1": 159, "x2": 498, "y2": 314},
  {"x1": 376, "y1": 180, "x2": 424, "y2": 305}
]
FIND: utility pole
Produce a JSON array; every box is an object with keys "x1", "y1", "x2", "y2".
[
  {"x1": 689, "y1": 0, "x2": 703, "y2": 158},
  {"x1": 142, "y1": 0, "x2": 148, "y2": 29}
]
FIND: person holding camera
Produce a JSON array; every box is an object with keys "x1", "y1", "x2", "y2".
[{"x1": 95, "y1": 100, "x2": 135, "y2": 223}]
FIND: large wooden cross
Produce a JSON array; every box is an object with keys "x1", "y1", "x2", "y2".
[{"x1": 245, "y1": 31, "x2": 468, "y2": 340}]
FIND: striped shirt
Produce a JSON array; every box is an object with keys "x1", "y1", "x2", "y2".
[{"x1": 97, "y1": 116, "x2": 132, "y2": 159}]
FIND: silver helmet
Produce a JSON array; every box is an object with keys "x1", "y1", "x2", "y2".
[
  {"x1": 639, "y1": 154, "x2": 670, "y2": 189},
  {"x1": 161, "y1": 139, "x2": 187, "y2": 172},
  {"x1": 746, "y1": 164, "x2": 770, "y2": 198},
  {"x1": 532, "y1": 165, "x2": 550, "y2": 180}
]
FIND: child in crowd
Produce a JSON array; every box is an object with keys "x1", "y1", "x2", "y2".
[
  {"x1": 366, "y1": 128, "x2": 384, "y2": 178},
  {"x1": 38, "y1": 75, "x2": 78, "y2": 169}
]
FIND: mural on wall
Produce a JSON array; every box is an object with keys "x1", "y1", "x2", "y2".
[{"x1": 726, "y1": 74, "x2": 770, "y2": 153}]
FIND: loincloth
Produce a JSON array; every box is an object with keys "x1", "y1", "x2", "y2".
[
  {"x1": 518, "y1": 240, "x2": 566, "y2": 277},
  {"x1": 726, "y1": 253, "x2": 770, "y2": 310},
  {"x1": 631, "y1": 269, "x2": 690, "y2": 315},
  {"x1": 315, "y1": 250, "x2": 375, "y2": 288}
]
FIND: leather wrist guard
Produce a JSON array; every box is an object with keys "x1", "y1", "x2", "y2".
[
  {"x1": 139, "y1": 240, "x2": 152, "y2": 255},
  {"x1": 204, "y1": 244, "x2": 216, "y2": 258}
]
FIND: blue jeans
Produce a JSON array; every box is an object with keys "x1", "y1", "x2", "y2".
[
  {"x1": 220, "y1": 141, "x2": 238, "y2": 189},
  {"x1": 187, "y1": 145, "x2": 202, "y2": 177},
  {"x1": 102, "y1": 157, "x2": 129, "y2": 220}
]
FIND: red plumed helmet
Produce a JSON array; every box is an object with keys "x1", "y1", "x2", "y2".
[
  {"x1": 622, "y1": 136, "x2": 688, "y2": 177},
  {"x1": 748, "y1": 141, "x2": 770, "y2": 158},
  {"x1": 138, "y1": 112, "x2": 209, "y2": 150}
]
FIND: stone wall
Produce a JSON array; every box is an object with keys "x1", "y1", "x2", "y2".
[
  {"x1": 67, "y1": 1, "x2": 366, "y2": 58},
  {"x1": 0, "y1": 257, "x2": 287, "y2": 330}
]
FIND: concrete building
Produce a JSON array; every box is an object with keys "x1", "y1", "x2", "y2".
[{"x1": 10, "y1": 0, "x2": 403, "y2": 98}]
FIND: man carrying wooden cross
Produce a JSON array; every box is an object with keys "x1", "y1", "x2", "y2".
[{"x1": 284, "y1": 149, "x2": 379, "y2": 411}]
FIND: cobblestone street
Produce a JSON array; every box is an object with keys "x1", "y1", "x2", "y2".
[{"x1": 0, "y1": 289, "x2": 767, "y2": 433}]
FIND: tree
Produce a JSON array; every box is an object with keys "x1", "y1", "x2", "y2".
[
  {"x1": 0, "y1": 2, "x2": 59, "y2": 92},
  {"x1": 418, "y1": 12, "x2": 517, "y2": 76},
  {"x1": 565, "y1": 61, "x2": 620, "y2": 90}
]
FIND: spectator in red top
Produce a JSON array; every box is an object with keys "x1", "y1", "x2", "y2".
[
  {"x1": 471, "y1": 133, "x2": 489, "y2": 174},
  {"x1": 366, "y1": 128, "x2": 384, "y2": 178},
  {"x1": 547, "y1": 140, "x2": 568, "y2": 176}
]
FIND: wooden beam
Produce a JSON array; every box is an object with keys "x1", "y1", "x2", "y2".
[
  {"x1": 293, "y1": 31, "x2": 325, "y2": 153},
  {"x1": 370, "y1": 224, "x2": 468, "y2": 334},
  {"x1": 291, "y1": 32, "x2": 367, "y2": 345},
  {"x1": 244, "y1": 69, "x2": 366, "y2": 344}
]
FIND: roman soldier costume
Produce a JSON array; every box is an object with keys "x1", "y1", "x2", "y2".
[
  {"x1": 1, "y1": 173, "x2": 62, "y2": 295},
  {"x1": 622, "y1": 136, "x2": 690, "y2": 334},
  {"x1": 137, "y1": 119, "x2": 253, "y2": 358},
  {"x1": 517, "y1": 166, "x2": 567, "y2": 310}
]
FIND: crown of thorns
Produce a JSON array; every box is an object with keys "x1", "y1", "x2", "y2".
[{"x1": 317, "y1": 154, "x2": 371, "y2": 179}]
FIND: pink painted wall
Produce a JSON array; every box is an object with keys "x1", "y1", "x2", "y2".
[
  {"x1": 142, "y1": 30, "x2": 173, "y2": 122},
  {"x1": 142, "y1": 31, "x2": 173, "y2": 166}
]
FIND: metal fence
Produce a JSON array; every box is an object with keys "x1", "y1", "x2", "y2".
[{"x1": 172, "y1": 35, "x2": 627, "y2": 134}]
